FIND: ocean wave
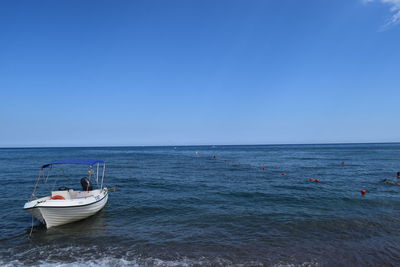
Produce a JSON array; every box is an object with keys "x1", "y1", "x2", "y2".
[{"x1": 0, "y1": 256, "x2": 319, "y2": 267}]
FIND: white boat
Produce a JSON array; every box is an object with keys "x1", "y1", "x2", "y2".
[{"x1": 24, "y1": 159, "x2": 109, "y2": 228}]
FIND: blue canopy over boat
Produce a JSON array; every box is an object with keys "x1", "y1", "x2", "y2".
[{"x1": 41, "y1": 159, "x2": 105, "y2": 169}]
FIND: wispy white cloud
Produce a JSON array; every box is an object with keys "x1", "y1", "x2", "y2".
[{"x1": 364, "y1": 0, "x2": 400, "y2": 28}]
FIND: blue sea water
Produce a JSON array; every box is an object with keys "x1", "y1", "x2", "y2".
[{"x1": 1, "y1": 144, "x2": 400, "y2": 266}]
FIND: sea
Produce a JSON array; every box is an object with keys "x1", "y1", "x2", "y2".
[{"x1": 1, "y1": 144, "x2": 400, "y2": 266}]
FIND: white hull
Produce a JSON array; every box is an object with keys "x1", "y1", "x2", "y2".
[{"x1": 24, "y1": 189, "x2": 108, "y2": 228}]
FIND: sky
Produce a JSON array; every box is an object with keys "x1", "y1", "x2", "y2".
[{"x1": 0, "y1": 0, "x2": 399, "y2": 147}]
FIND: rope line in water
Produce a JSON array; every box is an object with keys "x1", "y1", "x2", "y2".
[{"x1": 192, "y1": 152, "x2": 379, "y2": 194}]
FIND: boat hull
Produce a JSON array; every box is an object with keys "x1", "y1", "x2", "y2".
[{"x1": 25, "y1": 191, "x2": 108, "y2": 228}]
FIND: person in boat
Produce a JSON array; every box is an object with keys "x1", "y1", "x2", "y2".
[{"x1": 81, "y1": 177, "x2": 93, "y2": 191}]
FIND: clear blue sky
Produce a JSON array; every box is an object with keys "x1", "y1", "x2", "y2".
[{"x1": 1, "y1": 0, "x2": 399, "y2": 147}]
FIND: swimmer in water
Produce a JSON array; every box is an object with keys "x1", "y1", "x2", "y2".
[
  {"x1": 382, "y1": 179, "x2": 400, "y2": 185},
  {"x1": 383, "y1": 172, "x2": 400, "y2": 184},
  {"x1": 383, "y1": 178, "x2": 400, "y2": 186}
]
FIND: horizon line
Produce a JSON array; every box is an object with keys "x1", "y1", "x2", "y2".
[{"x1": 1, "y1": 141, "x2": 400, "y2": 149}]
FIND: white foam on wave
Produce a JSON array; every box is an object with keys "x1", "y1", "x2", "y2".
[
  {"x1": 1, "y1": 257, "x2": 319, "y2": 267},
  {"x1": 0, "y1": 256, "x2": 225, "y2": 267},
  {"x1": 0, "y1": 244, "x2": 319, "y2": 267},
  {"x1": 1, "y1": 258, "x2": 130, "y2": 267},
  {"x1": 38, "y1": 257, "x2": 238, "y2": 267}
]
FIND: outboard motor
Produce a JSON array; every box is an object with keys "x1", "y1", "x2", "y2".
[{"x1": 80, "y1": 177, "x2": 93, "y2": 191}]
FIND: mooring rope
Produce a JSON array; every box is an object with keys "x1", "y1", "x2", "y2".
[{"x1": 28, "y1": 215, "x2": 34, "y2": 239}]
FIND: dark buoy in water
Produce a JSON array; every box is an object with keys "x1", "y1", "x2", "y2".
[
  {"x1": 309, "y1": 178, "x2": 314, "y2": 182},
  {"x1": 361, "y1": 189, "x2": 367, "y2": 196}
]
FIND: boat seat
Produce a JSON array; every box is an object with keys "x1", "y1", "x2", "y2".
[{"x1": 74, "y1": 190, "x2": 94, "y2": 198}]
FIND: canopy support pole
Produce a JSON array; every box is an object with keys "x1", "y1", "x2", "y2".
[
  {"x1": 101, "y1": 163, "x2": 106, "y2": 189},
  {"x1": 96, "y1": 163, "x2": 99, "y2": 187}
]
